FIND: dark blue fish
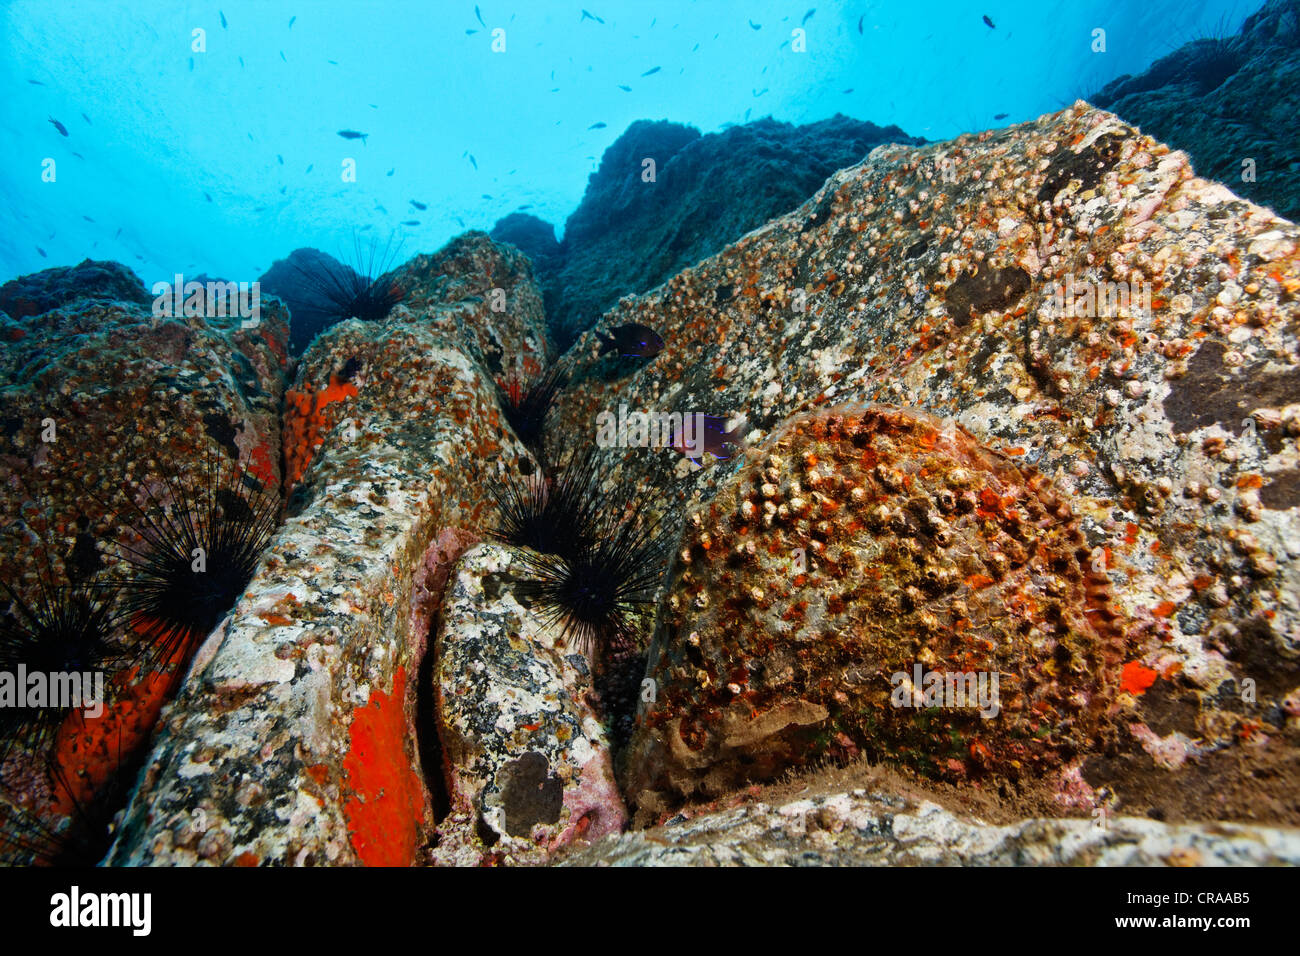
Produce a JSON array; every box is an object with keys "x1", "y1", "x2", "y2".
[
  {"x1": 289, "y1": 16, "x2": 296, "y2": 28},
  {"x1": 641, "y1": 66, "x2": 660, "y2": 76},
  {"x1": 82, "y1": 215, "x2": 95, "y2": 222},
  {"x1": 238, "y1": 55, "x2": 244, "y2": 67},
  {"x1": 748, "y1": 19, "x2": 761, "y2": 30},
  {"x1": 279, "y1": 186, "x2": 286, "y2": 194},
  {"x1": 753, "y1": 88, "x2": 767, "y2": 97},
  {"x1": 481, "y1": 193, "x2": 492, "y2": 199},
  {"x1": 466, "y1": 28, "x2": 478, "y2": 34},
  {"x1": 36, "y1": 246, "x2": 47, "y2": 258},
  {"x1": 857, "y1": 15, "x2": 864, "y2": 33},
  {"x1": 402, "y1": 219, "x2": 420, "y2": 226},
  {"x1": 692, "y1": 42, "x2": 699, "y2": 51},
  {"x1": 802, "y1": 8, "x2": 815, "y2": 24},
  {"x1": 376, "y1": 204, "x2": 388, "y2": 213},
  {"x1": 280, "y1": 50, "x2": 287, "y2": 61},
  {"x1": 189, "y1": 57, "x2": 194, "y2": 71},
  {"x1": 277, "y1": 154, "x2": 284, "y2": 164},
  {"x1": 220, "y1": 10, "x2": 227, "y2": 28},
  {"x1": 842, "y1": 88, "x2": 854, "y2": 94},
  {"x1": 580, "y1": 9, "x2": 604, "y2": 24},
  {"x1": 671, "y1": 414, "x2": 745, "y2": 464},
  {"x1": 983, "y1": 14, "x2": 995, "y2": 28},
  {"x1": 338, "y1": 129, "x2": 369, "y2": 144},
  {"x1": 475, "y1": 4, "x2": 485, "y2": 26},
  {"x1": 596, "y1": 323, "x2": 664, "y2": 358},
  {"x1": 744, "y1": 108, "x2": 752, "y2": 121},
  {"x1": 410, "y1": 200, "x2": 427, "y2": 210},
  {"x1": 205, "y1": 192, "x2": 213, "y2": 202},
  {"x1": 306, "y1": 163, "x2": 313, "y2": 172},
  {"x1": 386, "y1": 168, "x2": 394, "y2": 176},
  {"x1": 993, "y1": 112, "x2": 1009, "y2": 120},
  {"x1": 469, "y1": 154, "x2": 478, "y2": 169},
  {"x1": 588, "y1": 121, "x2": 606, "y2": 130},
  {"x1": 48, "y1": 117, "x2": 68, "y2": 136},
  {"x1": 28, "y1": 79, "x2": 44, "y2": 86},
  {"x1": 618, "y1": 84, "x2": 632, "y2": 91},
  {"x1": 114, "y1": 228, "x2": 122, "y2": 239},
  {"x1": 71, "y1": 151, "x2": 84, "y2": 159},
  {"x1": 328, "y1": 59, "x2": 339, "y2": 65},
  {"x1": 455, "y1": 216, "x2": 466, "y2": 227},
  {"x1": 517, "y1": 204, "x2": 532, "y2": 210}
]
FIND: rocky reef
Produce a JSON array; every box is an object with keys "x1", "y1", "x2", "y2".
[
  {"x1": 493, "y1": 114, "x2": 924, "y2": 347},
  {"x1": 2, "y1": 100, "x2": 1298, "y2": 866},
  {"x1": 1091, "y1": 0, "x2": 1300, "y2": 222}
]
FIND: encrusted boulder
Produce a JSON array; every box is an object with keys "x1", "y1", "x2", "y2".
[{"x1": 431, "y1": 544, "x2": 626, "y2": 865}]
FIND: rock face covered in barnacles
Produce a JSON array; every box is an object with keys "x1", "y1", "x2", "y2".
[
  {"x1": 12, "y1": 101, "x2": 1295, "y2": 866},
  {"x1": 549, "y1": 101, "x2": 1300, "y2": 828}
]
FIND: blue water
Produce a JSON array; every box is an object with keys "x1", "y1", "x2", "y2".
[{"x1": 0, "y1": 0, "x2": 1258, "y2": 288}]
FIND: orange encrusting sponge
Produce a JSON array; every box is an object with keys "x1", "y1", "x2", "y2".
[{"x1": 283, "y1": 373, "x2": 359, "y2": 489}]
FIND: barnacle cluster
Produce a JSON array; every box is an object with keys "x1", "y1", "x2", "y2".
[{"x1": 627, "y1": 404, "x2": 1131, "y2": 806}]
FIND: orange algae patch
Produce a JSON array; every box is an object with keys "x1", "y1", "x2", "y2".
[
  {"x1": 342, "y1": 666, "x2": 424, "y2": 866},
  {"x1": 284, "y1": 373, "x2": 359, "y2": 488},
  {"x1": 1152, "y1": 600, "x2": 1177, "y2": 618},
  {"x1": 1120, "y1": 660, "x2": 1159, "y2": 695}
]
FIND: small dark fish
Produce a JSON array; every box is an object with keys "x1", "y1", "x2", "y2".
[
  {"x1": 517, "y1": 203, "x2": 532, "y2": 210},
  {"x1": 277, "y1": 154, "x2": 284, "y2": 164},
  {"x1": 993, "y1": 112, "x2": 1009, "y2": 120},
  {"x1": 402, "y1": 219, "x2": 420, "y2": 226},
  {"x1": 338, "y1": 129, "x2": 368, "y2": 144},
  {"x1": 744, "y1": 108, "x2": 752, "y2": 121},
  {"x1": 641, "y1": 66, "x2": 660, "y2": 76},
  {"x1": 857, "y1": 15, "x2": 864, "y2": 33},
  {"x1": 189, "y1": 57, "x2": 195, "y2": 71},
  {"x1": 671, "y1": 414, "x2": 746, "y2": 464},
  {"x1": 618, "y1": 84, "x2": 632, "y2": 91},
  {"x1": 280, "y1": 50, "x2": 287, "y2": 61},
  {"x1": 475, "y1": 4, "x2": 485, "y2": 26},
  {"x1": 596, "y1": 323, "x2": 664, "y2": 358},
  {"x1": 220, "y1": 10, "x2": 227, "y2": 29},
  {"x1": 469, "y1": 154, "x2": 478, "y2": 169},
  {"x1": 376, "y1": 203, "x2": 388, "y2": 213},
  {"x1": 279, "y1": 186, "x2": 286, "y2": 194},
  {"x1": 328, "y1": 59, "x2": 339, "y2": 65},
  {"x1": 466, "y1": 28, "x2": 478, "y2": 35},
  {"x1": 753, "y1": 87, "x2": 768, "y2": 97},
  {"x1": 580, "y1": 9, "x2": 604, "y2": 24},
  {"x1": 48, "y1": 117, "x2": 68, "y2": 136},
  {"x1": 983, "y1": 14, "x2": 995, "y2": 28},
  {"x1": 481, "y1": 193, "x2": 492, "y2": 199},
  {"x1": 842, "y1": 88, "x2": 854, "y2": 94},
  {"x1": 692, "y1": 42, "x2": 699, "y2": 51},
  {"x1": 82, "y1": 215, "x2": 95, "y2": 223},
  {"x1": 114, "y1": 228, "x2": 122, "y2": 239},
  {"x1": 71, "y1": 151, "x2": 84, "y2": 160},
  {"x1": 247, "y1": 132, "x2": 254, "y2": 141},
  {"x1": 289, "y1": 16, "x2": 296, "y2": 28},
  {"x1": 455, "y1": 216, "x2": 466, "y2": 227},
  {"x1": 28, "y1": 79, "x2": 45, "y2": 86},
  {"x1": 588, "y1": 121, "x2": 606, "y2": 130},
  {"x1": 205, "y1": 192, "x2": 213, "y2": 202},
  {"x1": 238, "y1": 55, "x2": 245, "y2": 67},
  {"x1": 369, "y1": 104, "x2": 378, "y2": 109},
  {"x1": 386, "y1": 168, "x2": 394, "y2": 176},
  {"x1": 36, "y1": 246, "x2": 47, "y2": 258},
  {"x1": 748, "y1": 19, "x2": 761, "y2": 30},
  {"x1": 306, "y1": 163, "x2": 313, "y2": 172},
  {"x1": 410, "y1": 200, "x2": 427, "y2": 210},
  {"x1": 802, "y1": 8, "x2": 815, "y2": 24}
]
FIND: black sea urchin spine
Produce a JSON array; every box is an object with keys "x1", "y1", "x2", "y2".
[
  {"x1": 497, "y1": 363, "x2": 567, "y2": 454},
  {"x1": 114, "y1": 453, "x2": 278, "y2": 671},
  {"x1": 292, "y1": 233, "x2": 406, "y2": 324}
]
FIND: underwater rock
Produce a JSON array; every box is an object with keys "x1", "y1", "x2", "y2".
[
  {"x1": 0, "y1": 258, "x2": 150, "y2": 320},
  {"x1": 107, "y1": 233, "x2": 549, "y2": 865},
  {"x1": 0, "y1": 265, "x2": 289, "y2": 862},
  {"x1": 624, "y1": 405, "x2": 1128, "y2": 811},
  {"x1": 489, "y1": 213, "x2": 562, "y2": 275},
  {"x1": 511, "y1": 115, "x2": 923, "y2": 346},
  {"x1": 560, "y1": 785, "x2": 1300, "y2": 866},
  {"x1": 550, "y1": 101, "x2": 1300, "y2": 828},
  {"x1": 257, "y1": 247, "x2": 359, "y2": 354},
  {"x1": 431, "y1": 544, "x2": 626, "y2": 865},
  {"x1": 1091, "y1": 0, "x2": 1300, "y2": 221}
]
